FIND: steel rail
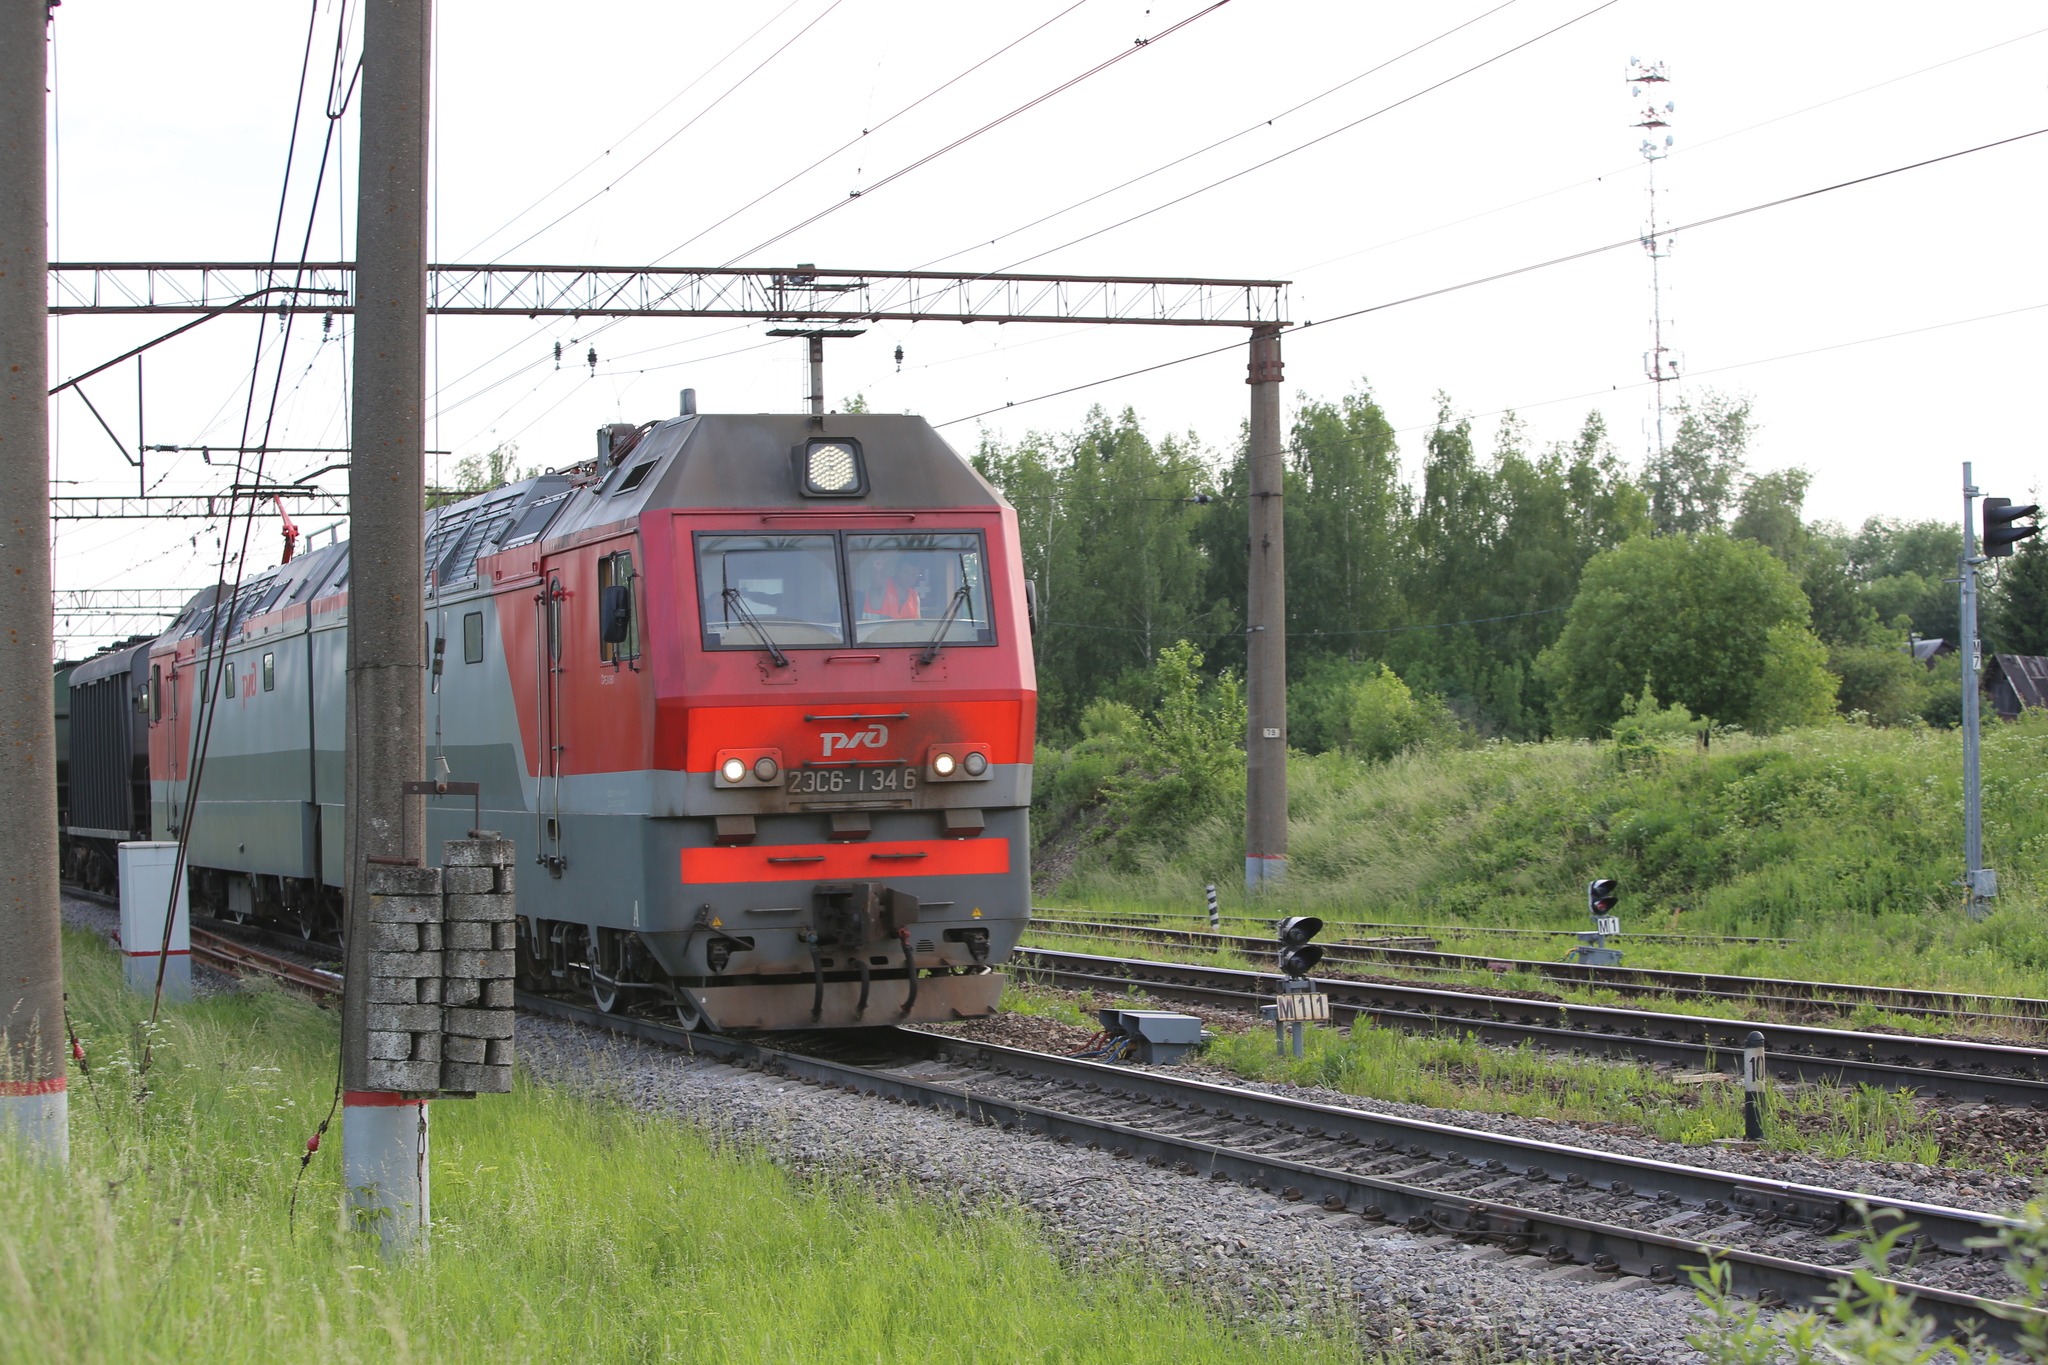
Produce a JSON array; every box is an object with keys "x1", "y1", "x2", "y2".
[
  {"x1": 1014, "y1": 948, "x2": 2048, "y2": 1108},
  {"x1": 188, "y1": 926, "x2": 342, "y2": 1000},
  {"x1": 517, "y1": 990, "x2": 2038, "y2": 1347},
  {"x1": 1028, "y1": 919, "x2": 2048, "y2": 1029},
  {"x1": 1045, "y1": 907, "x2": 1794, "y2": 948}
]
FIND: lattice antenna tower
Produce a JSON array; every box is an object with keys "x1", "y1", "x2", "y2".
[{"x1": 1628, "y1": 58, "x2": 1679, "y2": 458}]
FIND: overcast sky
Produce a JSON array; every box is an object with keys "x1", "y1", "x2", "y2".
[{"x1": 43, "y1": 0, "x2": 2048, "y2": 651}]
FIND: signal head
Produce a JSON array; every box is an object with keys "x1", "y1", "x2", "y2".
[
  {"x1": 1587, "y1": 879, "x2": 1620, "y2": 914},
  {"x1": 1276, "y1": 916, "x2": 1324, "y2": 947},
  {"x1": 1984, "y1": 497, "x2": 2041, "y2": 558},
  {"x1": 1278, "y1": 944, "x2": 1324, "y2": 979}
]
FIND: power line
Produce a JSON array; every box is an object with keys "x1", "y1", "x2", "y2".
[
  {"x1": 658, "y1": 0, "x2": 1095, "y2": 265},
  {"x1": 1283, "y1": 21, "x2": 2048, "y2": 280},
  {"x1": 917, "y1": 0, "x2": 1529, "y2": 271},
  {"x1": 934, "y1": 125, "x2": 2048, "y2": 429},
  {"x1": 715, "y1": 0, "x2": 1239, "y2": 267},
  {"x1": 455, "y1": 0, "x2": 808, "y2": 261},
  {"x1": 483, "y1": 0, "x2": 848, "y2": 264},
  {"x1": 992, "y1": 0, "x2": 1620, "y2": 272}
]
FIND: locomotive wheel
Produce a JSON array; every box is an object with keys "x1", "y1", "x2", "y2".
[{"x1": 670, "y1": 992, "x2": 705, "y2": 1031}]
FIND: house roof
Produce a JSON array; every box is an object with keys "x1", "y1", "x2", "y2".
[{"x1": 1987, "y1": 655, "x2": 2048, "y2": 710}]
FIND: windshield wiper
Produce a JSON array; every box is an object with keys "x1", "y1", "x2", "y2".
[
  {"x1": 918, "y1": 585, "x2": 972, "y2": 667},
  {"x1": 722, "y1": 587, "x2": 790, "y2": 668}
]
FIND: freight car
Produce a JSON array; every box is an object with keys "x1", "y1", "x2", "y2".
[{"x1": 63, "y1": 405, "x2": 1035, "y2": 1030}]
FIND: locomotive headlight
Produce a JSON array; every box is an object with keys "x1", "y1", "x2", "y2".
[
  {"x1": 932, "y1": 751, "x2": 957, "y2": 776},
  {"x1": 720, "y1": 757, "x2": 748, "y2": 784},
  {"x1": 962, "y1": 750, "x2": 988, "y2": 777},
  {"x1": 753, "y1": 755, "x2": 780, "y2": 782}
]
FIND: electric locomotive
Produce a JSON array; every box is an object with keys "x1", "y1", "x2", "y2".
[{"x1": 67, "y1": 403, "x2": 1036, "y2": 1030}]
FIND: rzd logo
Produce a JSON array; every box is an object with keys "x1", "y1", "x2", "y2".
[{"x1": 821, "y1": 723, "x2": 888, "y2": 757}]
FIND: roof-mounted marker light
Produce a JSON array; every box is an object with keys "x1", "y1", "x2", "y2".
[{"x1": 796, "y1": 438, "x2": 867, "y2": 497}]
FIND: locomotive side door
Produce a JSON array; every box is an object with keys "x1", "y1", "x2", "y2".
[{"x1": 535, "y1": 568, "x2": 566, "y2": 875}]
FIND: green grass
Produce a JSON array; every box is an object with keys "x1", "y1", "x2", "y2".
[
  {"x1": 1, "y1": 929, "x2": 1358, "y2": 1365},
  {"x1": 1035, "y1": 711, "x2": 2048, "y2": 1006},
  {"x1": 1204, "y1": 1023, "x2": 1945, "y2": 1164}
]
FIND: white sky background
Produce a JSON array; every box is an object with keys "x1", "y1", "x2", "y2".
[{"x1": 44, "y1": 0, "x2": 2048, "y2": 652}]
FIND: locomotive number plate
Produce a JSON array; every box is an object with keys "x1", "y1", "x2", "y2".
[{"x1": 787, "y1": 764, "x2": 916, "y2": 798}]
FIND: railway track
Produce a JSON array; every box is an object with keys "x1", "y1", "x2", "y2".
[
  {"x1": 101, "y1": 901, "x2": 2047, "y2": 1342},
  {"x1": 1047, "y1": 908, "x2": 1794, "y2": 949},
  {"x1": 1014, "y1": 947, "x2": 2048, "y2": 1109},
  {"x1": 520, "y1": 989, "x2": 2040, "y2": 1348},
  {"x1": 1029, "y1": 918, "x2": 2048, "y2": 1031},
  {"x1": 189, "y1": 927, "x2": 343, "y2": 999}
]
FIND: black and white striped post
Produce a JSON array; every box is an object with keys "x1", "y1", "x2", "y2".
[
  {"x1": 1205, "y1": 884, "x2": 1219, "y2": 932},
  {"x1": 1742, "y1": 1031, "x2": 1766, "y2": 1141}
]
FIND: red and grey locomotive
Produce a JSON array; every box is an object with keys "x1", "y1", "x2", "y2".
[{"x1": 62, "y1": 405, "x2": 1035, "y2": 1030}]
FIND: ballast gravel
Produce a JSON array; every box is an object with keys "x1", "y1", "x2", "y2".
[{"x1": 519, "y1": 1013, "x2": 1730, "y2": 1364}]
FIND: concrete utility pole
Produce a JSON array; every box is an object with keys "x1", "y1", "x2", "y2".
[
  {"x1": 0, "y1": 0, "x2": 64, "y2": 1162},
  {"x1": 1244, "y1": 325, "x2": 1286, "y2": 892},
  {"x1": 342, "y1": 0, "x2": 431, "y2": 1250},
  {"x1": 1958, "y1": 461, "x2": 1993, "y2": 922}
]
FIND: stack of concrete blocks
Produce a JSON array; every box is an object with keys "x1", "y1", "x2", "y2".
[
  {"x1": 361, "y1": 833, "x2": 517, "y2": 1095},
  {"x1": 364, "y1": 862, "x2": 447, "y2": 1092},
  {"x1": 438, "y1": 833, "x2": 517, "y2": 1094}
]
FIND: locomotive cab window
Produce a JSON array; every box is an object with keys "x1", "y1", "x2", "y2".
[
  {"x1": 463, "y1": 611, "x2": 484, "y2": 664},
  {"x1": 848, "y1": 533, "x2": 992, "y2": 646},
  {"x1": 598, "y1": 552, "x2": 639, "y2": 662},
  {"x1": 696, "y1": 534, "x2": 846, "y2": 649}
]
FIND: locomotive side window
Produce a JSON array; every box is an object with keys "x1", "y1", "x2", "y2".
[
  {"x1": 224, "y1": 659, "x2": 236, "y2": 698},
  {"x1": 262, "y1": 653, "x2": 275, "y2": 691},
  {"x1": 150, "y1": 664, "x2": 161, "y2": 721},
  {"x1": 597, "y1": 552, "x2": 639, "y2": 662},
  {"x1": 696, "y1": 534, "x2": 846, "y2": 648},
  {"x1": 847, "y1": 533, "x2": 992, "y2": 646},
  {"x1": 463, "y1": 611, "x2": 484, "y2": 664}
]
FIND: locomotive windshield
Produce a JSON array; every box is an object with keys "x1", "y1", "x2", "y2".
[
  {"x1": 846, "y1": 534, "x2": 988, "y2": 645},
  {"x1": 697, "y1": 534, "x2": 846, "y2": 646},
  {"x1": 694, "y1": 529, "x2": 993, "y2": 651}
]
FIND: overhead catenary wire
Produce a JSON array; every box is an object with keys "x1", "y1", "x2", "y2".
[
  {"x1": 482, "y1": 0, "x2": 849, "y2": 265},
  {"x1": 916, "y1": 0, "x2": 1530, "y2": 271},
  {"x1": 658, "y1": 0, "x2": 1097, "y2": 265},
  {"x1": 934, "y1": 125, "x2": 2048, "y2": 429},
  {"x1": 455, "y1": 0, "x2": 808, "y2": 261},
  {"x1": 142, "y1": 0, "x2": 353, "y2": 1068},
  {"x1": 711, "y1": 0, "x2": 1239, "y2": 267},
  {"x1": 1283, "y1": 20, "x2": 2048, "y2": 280},
  {"x1": 437, "y1": 2, "x2": 1227, "y2": 446},
  {"x1": 988, "y1": 0, "x2": 1622, "y2": 273}
]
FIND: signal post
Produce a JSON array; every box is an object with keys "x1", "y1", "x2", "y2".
[{"x1": 0, "y1": 0, "x2": 64, "y2": 1161}]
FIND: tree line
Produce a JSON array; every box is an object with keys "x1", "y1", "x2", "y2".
[{"x1": 971, "y1": 384, "x2": 2048, "y2": 749}]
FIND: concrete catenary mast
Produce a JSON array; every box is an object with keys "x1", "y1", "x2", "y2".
[
  {"x1": 0, "y1": 0, "x2": 66, "y2": 1162},
  {"x1": 341, "y1": 0, "x2": 433, "y2": 1250}
]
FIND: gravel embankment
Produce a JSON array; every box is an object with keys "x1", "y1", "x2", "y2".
[{"x1": 520, "y1": 1012, "x2": 1731, "y2": 1364}]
